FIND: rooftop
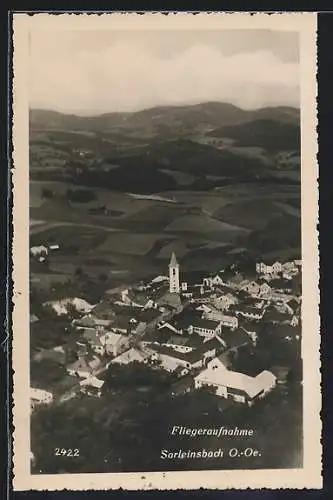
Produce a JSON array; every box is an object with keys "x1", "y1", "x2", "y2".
[
  {"x1": 195, "y1": 366, "x2": 276, "y2": 399},
  {"x1": 192, "y1": 318, "x2": 221, "y2": 331}
]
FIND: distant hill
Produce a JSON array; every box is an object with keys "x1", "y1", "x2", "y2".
[
  {"x1": 207, "y1": 118, "x2": 300, "y2": 152},
  {"x1": 29, "y1": 102, "x2": 300, "y2": 135}
]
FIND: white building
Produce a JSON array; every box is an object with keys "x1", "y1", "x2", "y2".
[
  {"x1": 44, "y1": 297, "x2": 94, "y2": 316},
  {"x1": 256, "y1": 261, "x2": 282, "y2": 276},
  {"x1": 194, "y1": 365, "x2": 276, "y2": 405},
  {"x1": 30, "y1": 245, "x2": 48, "y2": 257}
]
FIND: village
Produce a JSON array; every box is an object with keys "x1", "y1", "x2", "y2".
[{"x1": 30, "y1": 244, "x2": 302, "y2": 411}]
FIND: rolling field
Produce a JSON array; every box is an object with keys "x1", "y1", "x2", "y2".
[
  {"x1": 29, "y1": 172, "x2": 301, "y2": 286},
  {"x1": 164, "y1": 214, "x2": 249, "y2": 234}
]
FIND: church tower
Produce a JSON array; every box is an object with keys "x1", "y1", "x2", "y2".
[{"x1": 169, "y1": 252, "x2": 180, "y2": 293}]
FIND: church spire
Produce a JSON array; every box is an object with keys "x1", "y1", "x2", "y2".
[
  {"x1": 169, "y1": 252, "x2": 180, "y2": 293},
  {"x1": 169, "y1": 251, "x2": 179, "y2": 268}
]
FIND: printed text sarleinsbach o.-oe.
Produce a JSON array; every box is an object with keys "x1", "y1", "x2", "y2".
[{"x1": 160, "y1": 426, "x2": 261, "y2": 460}]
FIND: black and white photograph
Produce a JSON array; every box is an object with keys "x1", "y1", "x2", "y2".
[{"x1": 12, "y1": 12, "x2": 321, "y2": 491}]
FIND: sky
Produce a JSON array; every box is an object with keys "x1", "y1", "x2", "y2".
[{"x1": 29, "y1": 29, "x2": 300, "y2": 115}]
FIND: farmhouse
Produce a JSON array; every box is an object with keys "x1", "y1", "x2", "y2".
[{"x1": 194, "y1": 366, "x2": 277, "y2": 405}]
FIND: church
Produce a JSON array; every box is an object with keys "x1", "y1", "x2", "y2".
[
  {"x1": 168, "y1": 252, "x2": 204, "y2": 297},
  {"x1": 169, "y1": 252, "x2": 180, "y2": 293}
]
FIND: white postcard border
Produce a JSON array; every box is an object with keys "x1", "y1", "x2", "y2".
[{"x1": 12, "y1": 11, "x2": 321, "y2": 491}]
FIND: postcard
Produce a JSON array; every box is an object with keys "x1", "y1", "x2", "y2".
[{"x1": 11, "y1": 11, "x2": 321, "y2": 491}]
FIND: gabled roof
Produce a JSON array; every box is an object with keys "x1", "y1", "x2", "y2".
[
  {"x1": 221, "y1": 328, "x2": 250, "y2": 350},
  {"x1": 287, "y1": 298, "x2": 300, "y2": 310}
]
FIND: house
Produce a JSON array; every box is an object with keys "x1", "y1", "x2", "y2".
[
  {"x1": 149, "y1": 337, "x2": 222, "y2": 373},
  {"x1": 74, "y1": 314, "x2": 113, "y2": 329},
  {"x1": 30, "y1": 314, "x2": 39, "y2": 324},
  {"x1": 227, "y1": 274, "x2": 247, "y2": 289},
  {"x1": 272, "y1": 324, "x2": 301, "y2": 342},
  {"x1": 238, "y1": 319, "x2": 259, "y2": 344},
  {"x1": 195, "y1": 303, "x2": 214, "y2": 314},
  {"x1": 30, "y1": 387, "x2": 53, "y2": 409},
  {"x1": 156, "y1": 291, "x2": 182, "y2": 310},
  {"x1": 111, "y1": 314, "x2": 139, "y2": 335},
  {"x1": 104, "y1": 331, "x2": 129, "y2": 357},
  {"x1": 111, "y1": 347, "x2": 149, "y2": 365},
  {"x1": 33, "y1": 346, "x2": 67, "y2": 365},
  {"x1": 203, "y1": 271, "x2": 229, "y2": 288},
  {"x1": 188, "y1": 318, "x2": 222, "y2": 339},
  {"x1": 170, "y1": 376, "x2": 194, "y2": 396},
  {"x1": 157, "y1": 321, "x2": 181, "y2": 336},
  {"x1": 290, "y1": 315, "x2": 299, "y2": 327},
  {"x1": 67, "y1": 355, "x2": 102, "y2": 378},
  {"x1": 44, "y1": 297, "x2": 94, "y2": 316},
  {"x1": 258, "y1": 282, "x2": 272, "y2": 298},
  {"x1": 270, "y1": 278, "x2": 293, "y2": 294},
  {"x1": 220, "y1": 327, "x2": 250, "y2": 353},
  {"x1": 181, "y1": 283, "x2": 204, "y2": 298},
  {"x1": 203, "y1": 310, "x2": 238, "y2": 330},
  {"x1": 241, "y1": 280, "x2": 260, "y2": 297},
  {"x1": 256, "y1": 261, "x2": 282, "y2": 275},
  {"x1": 30, "y1": 245, "x2": 48, "y2": 257},
  {"x1": 286, "y1": 298, "x2": 301, "y2": 315},
  {"x1": 122, "y1": 289, "x2": 156, "y2": 309},
  {"x1": 264, "y1": 308, "x2": 291, "y2": 325},
  {"x1": 90, "y1": 301, "x2": 116, "y2": 321},
  {"x1": 232, "y1": 304, "x2": 265, "y2": 321},
  {"x1": 194, "y1": 366, "x2": 277, "y2": 405},
  {"x1": 151, "y1": 275, "x2": 169, "y2": 285},
  {"x1": 79, "y1": 376, "x2": 105, "y2": 397},
  {"x1": 270, "y1": 366, "x2": 291, "y2": 385},
  {"x1": 81, "y1": 329, "x2": 107, "y2": 356},
  {"x1": 213, "y1": 292, "x2": 238, "y2": 311}
]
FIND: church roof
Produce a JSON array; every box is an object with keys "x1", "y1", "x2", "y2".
[{"x1": 169, "y1": 252, "x2": 179, "y2": 267}]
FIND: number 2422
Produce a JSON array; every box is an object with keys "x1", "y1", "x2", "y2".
[{"x1": 54, "y1": 448, "x2": 80, "y2": 457}]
